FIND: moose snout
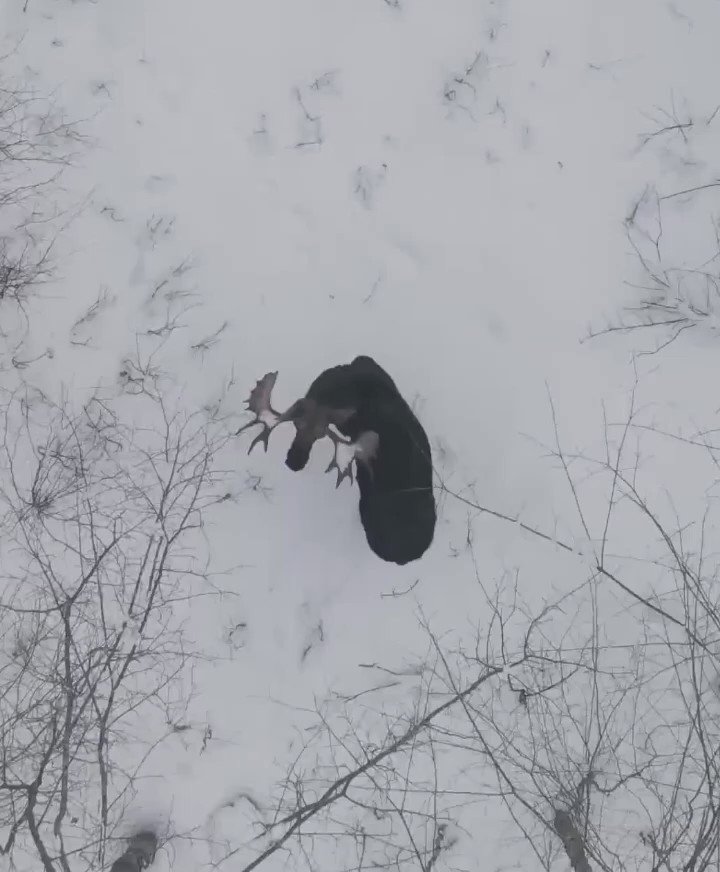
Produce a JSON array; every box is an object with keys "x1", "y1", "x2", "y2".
[{"x1": 285, "y1": 437, "x2": 312, "y2": 472}]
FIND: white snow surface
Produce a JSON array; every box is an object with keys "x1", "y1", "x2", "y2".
[{"x1": 3, "y1": 1, "x2": 720, "y2": 870}]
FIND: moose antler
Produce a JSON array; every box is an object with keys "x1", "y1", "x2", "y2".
[
  {"x1": 324, "y1": 428, "x2": 378, "y2": 487},
  {"x1": 235, "y1": 372, "x2": 293, "y2": 453},
  {"x1": 236, "y1": 371, "x2": 378, "y2": 487}
]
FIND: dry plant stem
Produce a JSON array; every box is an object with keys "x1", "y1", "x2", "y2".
[{"x1": 587, "y1": 183, "x2": 720, "y2": 352}]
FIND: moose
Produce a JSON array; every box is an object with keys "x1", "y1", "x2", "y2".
[{"x1": 237, "y1": 356, "x2": 436, "y2": 565}]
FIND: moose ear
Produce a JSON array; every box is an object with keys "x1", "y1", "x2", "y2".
[{"x1": 328, "y1": 407, "x2": 355, "y2": 426}]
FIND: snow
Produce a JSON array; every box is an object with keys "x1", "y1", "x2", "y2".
[{"x1": 2, "y1": 0, "x2": 720, "y2": 870}]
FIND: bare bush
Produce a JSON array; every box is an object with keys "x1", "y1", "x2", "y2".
[
  {"x1": 0, "y1": 374, "x2": 233, "y2": 871},
  {"x1": 0, "y1": 60, "x2": 83, "y2": 354}
]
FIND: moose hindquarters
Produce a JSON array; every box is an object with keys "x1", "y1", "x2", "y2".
[{"x1": 358, "y1": 488, "x2": 436, "y2": 565}]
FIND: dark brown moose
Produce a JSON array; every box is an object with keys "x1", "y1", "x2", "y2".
[{"x1": 237, "y1": 356, "x2": 435, "y2": 565}]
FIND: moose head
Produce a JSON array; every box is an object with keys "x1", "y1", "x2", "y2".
[{"x1": 235, "y1": 372, "x2": 379, "y2": 486}]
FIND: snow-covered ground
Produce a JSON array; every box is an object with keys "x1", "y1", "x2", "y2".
[{"x1": 2, "y1": 1, "x2": 720, "y2": 870}]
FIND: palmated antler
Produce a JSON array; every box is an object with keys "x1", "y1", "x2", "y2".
[
  {"x1": 235, "y1": 372, "x2": 293, "y2": 453},
  {"x1": 236, "y1": 371, "x2": 379, "y2": 487},
  {"x1": 325, "y1": 427, "x2": 379, "y2": 488}
]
